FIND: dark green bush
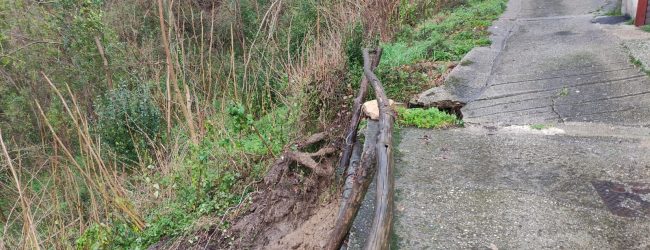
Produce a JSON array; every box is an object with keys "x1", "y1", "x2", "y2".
[{"x1": 95, "y1": 84, "x2": 162, "y2": 162}]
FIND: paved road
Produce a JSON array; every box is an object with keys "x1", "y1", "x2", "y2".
[
  {"x1": 393, "y1": 0, "x2": 650, "y2": 249},
  {"x1": 461, "y1": 0, "x2": 650, "y2": 126}
]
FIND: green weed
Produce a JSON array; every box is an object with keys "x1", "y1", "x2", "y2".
[
  {"x1": 95, "y1": 84, "x2": 162, "y2": 162},
  {"x1": 630, "y1": 57, "x2": 650, "y2": 75},
  {"x1": 460, "y1": 60, "x2": 475, "y2": 66},
  {"x1": 642, "y1": 25, "x2": 650, "y2": 33},
  {"x1": 530, "y1": 124, "x2": 548, "y2": 130},
  {"x1": 76, "y1": 224, "x2": 112, "y2": 249},
  {"x1": 397, "y1": 107, "x2": 459, "y2": 128},
  {"x1": 604, "y1": 8, "x2": 622, "y2": 16},
  {"x1": 558, "y1": 87, "x2": 569, "y2": 97}
]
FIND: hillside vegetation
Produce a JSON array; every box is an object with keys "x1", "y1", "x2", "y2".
[{"x1": 0, "y1": 0, "x2": 505, "y2": 248}]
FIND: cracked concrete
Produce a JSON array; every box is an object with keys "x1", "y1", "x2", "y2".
[
  {"x1": 550, "y1": 95, "x2": 562, "y2": 121},
  {"x1": 390, "y1": 0, "x2": 650, "y2": 249},
  {"x1": 394, "y1": 126, "x2": 650, "y2": 249},
  {"x1": 417, "y1": 0, "x2": 650, "y2": 127},
  {"x1": 460, "y1": 8, "x2": 650, "y2": 126}
]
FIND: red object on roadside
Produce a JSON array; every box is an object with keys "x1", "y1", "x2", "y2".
[{"x1": 636, "y1": 0, "x2": 649, "y2": 26}]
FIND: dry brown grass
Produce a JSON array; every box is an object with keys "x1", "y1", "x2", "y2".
[{"x1": 0, "y1": 73, "x2": 149, "y2": 248}]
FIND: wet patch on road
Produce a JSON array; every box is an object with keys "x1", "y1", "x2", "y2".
[{"x1": 592, "y1": 180, "x2": 650, "y2": 217}]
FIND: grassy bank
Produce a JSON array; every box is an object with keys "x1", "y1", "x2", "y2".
[{"x1": 378, "y1": 0, "x2": 508, "y2": 102}]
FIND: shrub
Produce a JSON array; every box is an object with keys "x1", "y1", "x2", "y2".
[
  {"x1": 75, "y1": 223, "x2": 111, "y2": 250},
  {"x1": 95, "y1": 84, "x2": 162, "y2": 162}
]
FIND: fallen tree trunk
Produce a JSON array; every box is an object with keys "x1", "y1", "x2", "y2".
[
  {"x1": 362, "y1": 48, "x2": 395, "y2": 250},
  {"x1": 339, "y1": 141, "x2": 362, "y2": 216},
  {"x1": 326, "y1": 121, "x2": 379, "y2": 250}
]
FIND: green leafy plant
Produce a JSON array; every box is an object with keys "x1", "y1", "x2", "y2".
[
  {"x1": 76, "y1": 223, "x2": 112, "y2": 250},
  {"x1": 397, "y1": 107, "x2": 459, "y2": 128},
  {"x1": 226, "y1": 103, "x2": 254, "y2": 134},
  {"x1": 95, "y1": 84, "x2": 162, "y2": 162}
]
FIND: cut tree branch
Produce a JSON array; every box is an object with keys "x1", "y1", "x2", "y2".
[
  {"x1": 297, "y1": 131, "x2": 328, "y2": 149},
  {"x1": 337, "y1": 48, "x2": 382, "y2": 174}
]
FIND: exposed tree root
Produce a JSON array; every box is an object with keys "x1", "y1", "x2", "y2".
[
  {"x1": 286, "y1": 151, "x2": 333, "y2": 177},
  {"x1": 297, "y1": 132, "x2": 329, "y2": 149}
]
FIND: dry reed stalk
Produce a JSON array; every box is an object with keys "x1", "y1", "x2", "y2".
[
  {"x1": 158, "y1": 0, "x2": 175, "y2": 138},
  {"x1": 0, "y1": 130, "x2": 41, "y2": 250},
  {"x1": 167, "y1": 0, "x2": 199, "y2": 144},
  {"x1": 37, "y1": 73, "x2": 145, "y2": 230}
]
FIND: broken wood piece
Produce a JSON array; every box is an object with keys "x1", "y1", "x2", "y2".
[
  {"x1": 326, "y1": 121, "x2": 378, "y2": 250},
  {"x1": 362, "y1": 99, "x2": 396, "y2": 120},
  {"x1": 308, "y1": 147, "x2": 337, "y2": 157}
]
